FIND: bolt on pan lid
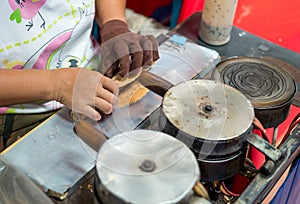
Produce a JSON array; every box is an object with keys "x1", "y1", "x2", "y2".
[
  {"x1": 161, "y1": 80, "x2": 254, "y2": 141},
  {"x1": 212, "y1": 57, "x2": 296, "y2": 108},
  {"x1": 96, "y1": 130, "x2": 200, "y2": 204}
]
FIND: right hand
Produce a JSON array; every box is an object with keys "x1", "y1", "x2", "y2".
[
  {"x1": 99, "y1": 20, "x2": 159, "y2": 78},
  {"x1": 51, "y1": 68, "x2": 118, "y2": 121}
]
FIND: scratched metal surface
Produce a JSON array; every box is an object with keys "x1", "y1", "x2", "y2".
[
  {"x1": 2, "y1": 35, "x2": 220, "y2": 196},
  {"x1": 99, "y1": 37, "x2": 221, "y2": 137}
]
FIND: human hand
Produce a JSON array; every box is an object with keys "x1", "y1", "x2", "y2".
[
  {"x1": 99, "y1": 20, "x2": 159, "y2": 78},
  {"x1": 51, "y1": 68, "x2": 118, "y2": 121}
]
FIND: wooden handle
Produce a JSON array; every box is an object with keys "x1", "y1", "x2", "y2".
[
  {"x1": 74, "y1": 120, "x2": 108, "y2": 151},
  {"x1": 69, "y1": 111, "x2": 88, "y2": 122},
  {"x1": 138, "y1": 71, "x2": 173, "y2": 97}
]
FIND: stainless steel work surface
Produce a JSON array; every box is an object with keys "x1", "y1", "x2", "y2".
[
  {"x1": 2, "y1": 34, "x2": 220, "y2": 198},
  {"x1": 99, "y1": 36, "x2": 221, "y2": 137},
  {"x1": 2, "y1": 108, "x2": 96, "y2": 197}
]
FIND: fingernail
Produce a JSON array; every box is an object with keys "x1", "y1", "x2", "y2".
[
  {"x1": 114, "y1": 87, "x2": 119, "y2": 96},
  {"x1": 95, "y1": 113, "x2": 101, "y2": 121}
]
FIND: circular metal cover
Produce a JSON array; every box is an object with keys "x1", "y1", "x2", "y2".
[
  {"x1": 162, "y1": 80, "x2": 254, "y2": 140},
  {"x1": 96, "y1": 130, "x2": 199, "y2": 204},
  {"x1": 212, "y1": 57, "x2": 296, "y2": 108}
]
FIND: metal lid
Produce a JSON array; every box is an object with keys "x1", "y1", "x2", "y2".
[
  {"x1": 96, "y1": 130, "x2": 199, "y2": 204},
  {"x1": 212, "y1": 57, "x2": 296, "y2": 108},
  {"x1": 162, "y1": 80, "x2": 254, "y2": 140}
]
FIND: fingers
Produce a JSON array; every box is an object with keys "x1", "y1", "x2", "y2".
[
  {"x1": 71, "y1": 70, "x2": 118, "y2": 121},
  {"x1": 101, "y1": 75, "x2": 118, "y2": 94},
  {"x1": 140, "y1": 37, "x2": 153, "y2": 68},
  {"x1": 104, "y1": 61, "x2": 119, "y2": 78},
  {"x1": 83, "y1": 107, "x2": 102, "y2": 121},
  {"x1": 131, "y1": 35, "x2": 159, "y2": 69},
  {"x1": 95, "y1": 76, "x2": 118, "y2": 114},
  {"x1": 94, "y1": 97, "x2": 113, "y2": 115},
  {"x1": 101, "y1": 33, "x2": 160, "y2": 77},
  {"x1": 129, "y1": 42, "x2": 143, "y2": 71},
  {"x1": 82, "y1": 85, "x2": 116, "y2": 121},
  {"x1": 148, "y1": 35, "x2": 160, "y2": 62},
  {"x1": 118, "y1": 55, "x2": 131, "y2": 77},
  {"x1": 136, "y1": 35, "x2": 159, "y2": 69},
  {"x1": 96, "y1": 86, "x2": 115, "y2": 104}
]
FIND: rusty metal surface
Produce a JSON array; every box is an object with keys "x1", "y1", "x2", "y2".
[
  {"x1": 246, "y1": 133, "x2": 282, "y2": 162},
  {"x1": 161, "y1": 80, "x2": 254, "y2": 141},
  {"x1": 175, "y1": 13, "x2": 300, "y2": 203},
  {"x1": 236, "y1": 124, "x2": 300, "y2": 204},
  {"x1": 160, "y1": 80, "x2": 255, "y2": 157}
]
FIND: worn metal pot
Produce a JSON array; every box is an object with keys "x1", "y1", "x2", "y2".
[
  {"x1": 158, "y1": 79, "x2": 281, "y2": 160},
  {"x1": 158, "y1": 80, "x2": 254, "y2": 157},
  {"x1": 75, "y1": 121, "x2": 200, "y2": 204},
  {"x1": 155, "y1": 79, "x2": 283, "y2": 180},
  {"x1": 139, "y1": 74, "x2": 282, "y2": 180}
]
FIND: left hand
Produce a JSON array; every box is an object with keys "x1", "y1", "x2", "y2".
[
  {"x1": 99, "y1": 20, "x2": 160, "y2": 78},
  {"x1": 51, "y1": 68, "x2": 118, "y2": 121}
]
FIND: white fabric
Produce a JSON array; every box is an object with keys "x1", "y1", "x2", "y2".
[{"x1": 0, "y1": 0, "x2": 98, "y2": 114}]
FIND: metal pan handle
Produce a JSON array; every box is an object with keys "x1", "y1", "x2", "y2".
[{"x1": 246, "y1": 133, "x2": 282, "y2": 162}]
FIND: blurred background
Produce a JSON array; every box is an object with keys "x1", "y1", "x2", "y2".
[{"x1": 126, "y1": 0, "x2": 300, "y2": 54}]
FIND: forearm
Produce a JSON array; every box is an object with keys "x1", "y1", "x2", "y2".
[
  {"x1": 95, "y1": 0, "x2": 127, "y2": 26},
  {"x1": 0, "y1": 69, "x2": 54, "y2": 106},
  {"x1": 0, "y1": 67, "x2": 118, "y2": 121}
]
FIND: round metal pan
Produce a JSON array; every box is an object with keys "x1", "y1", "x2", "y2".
[
  {"x1": 158, "y1": 79, "x2": 254, "y2": 157},
  {"x1": 139, "y1": 74, "x2": 282, "y2": 164},
  {"x1": 212, "y1": 57, "x2": 297, "y2": 128},
  {"x1": 74, "y1": 120, "x2": 200, "y2": 204}
]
